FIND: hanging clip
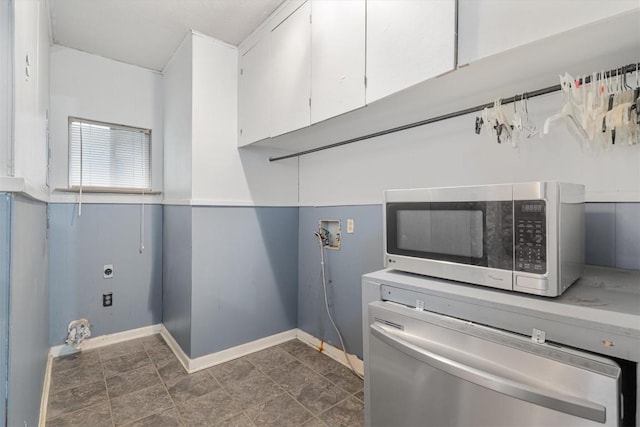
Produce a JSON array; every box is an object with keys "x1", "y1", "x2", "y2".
[
  {"x1": 634, "y1": 87, "x2": 640, "y2": 125},
  {"x1": 475, "y1": 116, "x2": 484, "y2": 134},
  {"x1": 602, "y1": 94, "x2": 615, "y2": 133},
  {"x1": 495, "y1": 122, "x2": 511, "y2": 144}
]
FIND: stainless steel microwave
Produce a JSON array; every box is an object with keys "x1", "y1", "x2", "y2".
[{"x1": 384, "y1": 182, "x2": 585, "y2": 297}]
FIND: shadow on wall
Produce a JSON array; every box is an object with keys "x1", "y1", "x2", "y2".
[
  {"x1": 238, "y1": 144, "x2": 299, "y2": 206},
  {"x1": 148, "y1": 208, "x2": 164, "y2": 320},
  {"x1": 253, "y1": 207, "x2": 300, "y2": 328},
  {"x1": 161, "y1": 205, "x2": 193, "y2": 355},
  {"x1": 298, "y1": 205, "x2": 384, "y2": 359}
]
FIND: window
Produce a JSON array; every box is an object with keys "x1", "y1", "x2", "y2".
[{"x1": 68, "y1": 117, "x2": 151, "y2": 191}]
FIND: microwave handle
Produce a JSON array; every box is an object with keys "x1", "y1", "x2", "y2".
[{"x1": 370, "y1": 323, "x2": 606, "y2": 423}]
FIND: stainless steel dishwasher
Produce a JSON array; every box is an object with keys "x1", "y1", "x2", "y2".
[{"x1": 367, "y1": 301, "x2": 621, "y2": 427}]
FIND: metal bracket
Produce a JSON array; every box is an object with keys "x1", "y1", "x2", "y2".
[{"x1": 531, "y1": 328, "x2": 546, "y2": 344}]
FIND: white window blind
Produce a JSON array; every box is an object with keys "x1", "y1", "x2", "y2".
[{"x1": 69, "y1": 118, "x2": 151, "y2": 190}]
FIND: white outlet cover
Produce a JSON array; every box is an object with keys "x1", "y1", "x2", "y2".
[
  {"x1": 103, "y1": 264, "x2": 114, "y2": 279},
  {"x1": 347, "y1": 218, "x2": 354, "y2": 234}
]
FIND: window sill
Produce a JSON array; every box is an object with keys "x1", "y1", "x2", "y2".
[{"x1": 55, "y1": 187, "x2": 162, "y2": 195}]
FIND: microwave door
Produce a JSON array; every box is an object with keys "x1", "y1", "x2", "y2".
[
  {"x1": 394, "y1": 208, "x2": 484, "y2": 261},
  {"x1": 386, "y1": 201, "x2": 513, "y2": 289}
]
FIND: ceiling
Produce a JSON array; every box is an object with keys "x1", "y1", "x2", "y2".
[{"x1": 48, "y1": 0, "x2": 284, "y2": 71}]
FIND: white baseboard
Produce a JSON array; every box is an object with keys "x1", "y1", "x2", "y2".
[
  {"x1": 159, "y1": 326, "x2": 363, "y2": 376},
  {"x1": 49, "y1": 324, "x2": 162, "y2": 358},
  {"x1": 160, "y1": 326, "x2": 298, "y2": 373},
  {"x1": 158, "y1": 325, "x2": 191, "y2": 372},
  {"x1": 295, "y1": 329, "x2": 364, "y2": 376},
  {"x1": 38, "y1": 355, "x2": 53, "y2": 427}
]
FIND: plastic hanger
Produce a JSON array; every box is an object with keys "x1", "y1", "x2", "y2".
[
  {"x1": 521, "y1": 92, "x2": 539, "y2": 139},
  {"x1": 511, "y1": 97, "x2": 522, "y2": 147},
  {"x1": 543, "y1": 72, "x2": 588, "y2": 140}
]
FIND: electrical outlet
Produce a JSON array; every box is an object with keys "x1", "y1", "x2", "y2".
[
  {"x1": 103, "y1": 292, "x2": 113, "y2": 307},
  {"x1": 347, "y1": 218, "x2": 354, "y2": 234},
  {"x1": 104, "y1": 264, "x2": 114, "y2": 279}
]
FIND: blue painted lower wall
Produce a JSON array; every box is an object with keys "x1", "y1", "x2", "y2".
[
  {"x1": 162, "y1": 205, "x2": 192, "y2": 354},
  {"x1": 8, "y1": 195, "x2": 49, "y2": 427},
  {"x1": 48, "y1": 203, "x2": 163, "y2": 345},
  {"x1": 48, "y1": 202, "x2": 299, "y2": 361},
  {"x1": 163, "y1": 206, "x2": 298, "y2": 358},
  {"x1": 41, "y1": 200, "x2": 640, "y2": 372},
  {"x1": 163, "y1": 205, "x2": 299, "y2": 359},
  {"x1": 298, "y1": 206, "x2": 384, "y2": 359},
  {"x1": 190, "y1": 206, "x2": 299, "y2": 358}
]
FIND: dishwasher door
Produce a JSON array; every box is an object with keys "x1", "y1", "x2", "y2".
[{"x1": 368, "y1": 301, "x2": 621, "y2": 427}]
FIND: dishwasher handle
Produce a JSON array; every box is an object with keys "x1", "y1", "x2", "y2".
[{"x1": 370, "y1": 323, "x2": 606, "y2": 423}]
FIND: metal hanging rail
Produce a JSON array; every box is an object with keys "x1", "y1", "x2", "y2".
[{"x1": 269, "y1": 62, "x2": 639, "y2": 162}]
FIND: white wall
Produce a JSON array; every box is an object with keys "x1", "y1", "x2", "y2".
[
  {"x1": 190, "y1": 32, "x2": 298, "y2": 206},
  {"x1": 0, "y1": 0, "x2": 10, "y2": 178},
  {"x1": 299, "y1": 91, "x2": 640, "y2": 205},
  {"x1": 12, "y1": 0, "x2": 49, "y2": 195},
  {"x1": 163, "y1": 31, "x2": 298, "y2": 206},
  {"x1": 458, "y1": 0, "x2": 640, "y2": 65},
  {"x1": 49, "y1": 45, "x2": 164, "y2": 203},
  {"x1": 163, "y1": 34, "x2": 193, "y2": 203}
]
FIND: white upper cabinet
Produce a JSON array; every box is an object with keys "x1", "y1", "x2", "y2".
[
  {"x1": 311, "y1": 0, "x2": 365, "y2": 124},
  {"x1": 457, "y1": 0, "x2": 640, "y2": 65},
  {"x1": 238, "y1": 36, "x2": 270, "y2": 147},
  {"x1": 270, "y1": 1, "x2": 311, "y2": 138},
  {"x1": 366, "y1": 0, "x2": 456, "y2": 104}
]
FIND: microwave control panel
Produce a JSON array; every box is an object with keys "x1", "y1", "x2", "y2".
[{"x1": 514, "y1": 200, "x2": 546, "y2": 274}]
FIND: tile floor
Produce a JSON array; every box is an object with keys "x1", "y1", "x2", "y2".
[{"x1": 45, "y1": 335, "x2": 364, "y2": 426}]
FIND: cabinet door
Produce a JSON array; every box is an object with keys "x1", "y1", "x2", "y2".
[
  {"x1": 270, "y1": 1, "x2": 311, "y2": 137},
  {"x1": 311, "y1": 0, "x2": 365, "y2": 124},
  {"x1": 366, "y1": 0, "x2": 456, "y2": 104},
  {"x1": 238, "y1": 36, "x2": 270, "y2": 147},
  {"x1": 457, "y1": 0, "x2": 639, "y2": 65}
]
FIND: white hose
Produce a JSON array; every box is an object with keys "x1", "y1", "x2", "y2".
[{"x1": 314, "y1": 232, "x2": 364, "y2": 380}]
